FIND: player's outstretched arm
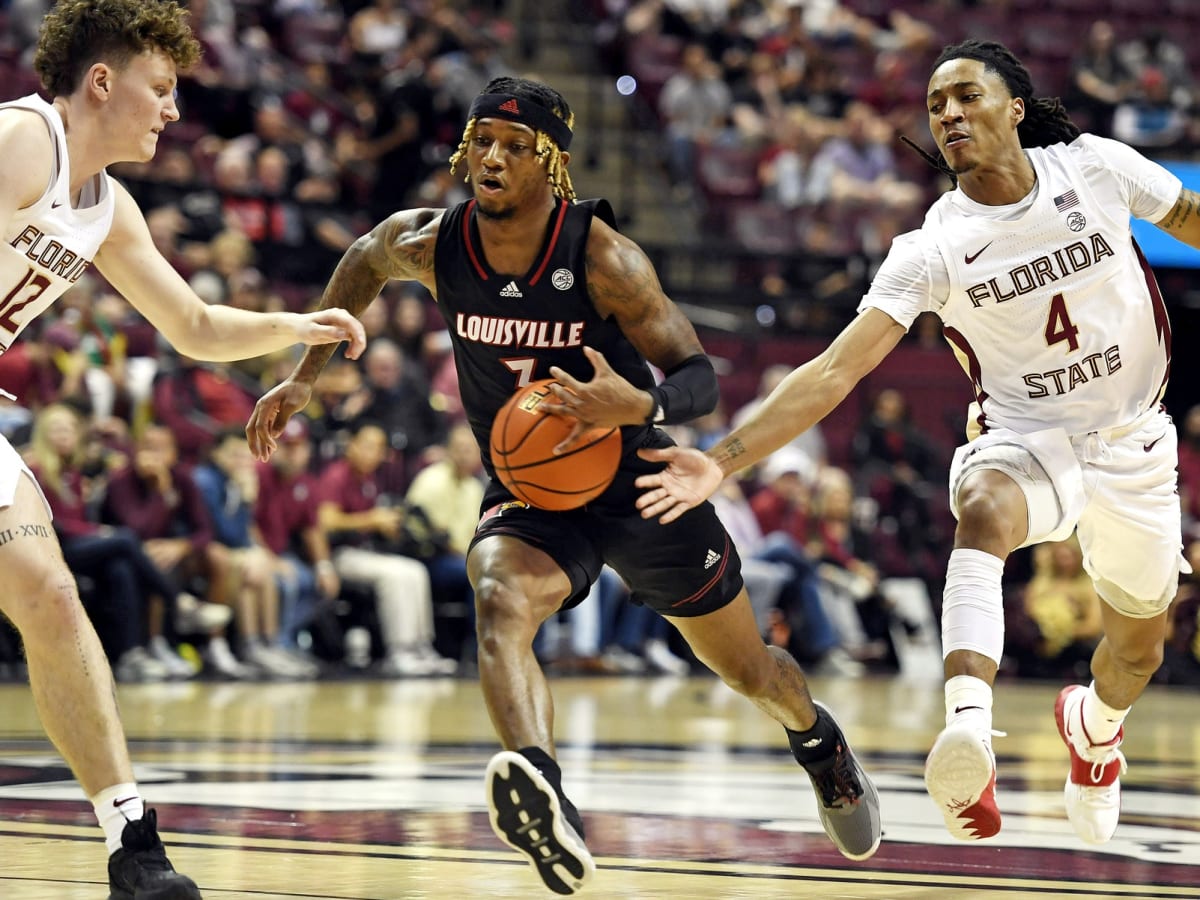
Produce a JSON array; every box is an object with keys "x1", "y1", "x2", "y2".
[
  {"x1": 1155, "y1": 188, "x2": 1200, "y2": 251},
  {"x1": 636, "y1": 307, "x2": 906, "y2": 523},
  {"x1": 246, "y1": 208, "x2": 443, "y2": 460},
  {"x1": 95, "y1": 182, "x2": 365, "y2": 362}
]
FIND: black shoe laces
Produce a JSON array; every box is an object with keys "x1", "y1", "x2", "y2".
[
  {"x1": 120, "y1": 808, "x2": 171, "y2": 868},
  {"x1": 811, "y1": 744, "x2": 863, "y2": 809}
]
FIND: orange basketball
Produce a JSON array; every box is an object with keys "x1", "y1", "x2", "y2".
[{"x1": 490, "y1": 378, "x2": 622, "y2": 511}]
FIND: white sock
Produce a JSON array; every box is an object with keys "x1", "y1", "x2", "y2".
[
  {"x1": 1082, "y1": 681, "x2": 1129, "y2": 745},
  {"x1": 91, "y1": 783, "x2": 144, "y2": 855},
  {"x1": 945, "y1": 674, "x2": 994, "y2": 735}
]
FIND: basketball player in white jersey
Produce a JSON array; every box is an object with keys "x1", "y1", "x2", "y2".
[
  {"x1": 636, "y1": 39, "x2": 1200, "y2": 847},
  {"x1": 0, "y1": 3, "x2": 364, "y2": 897}
]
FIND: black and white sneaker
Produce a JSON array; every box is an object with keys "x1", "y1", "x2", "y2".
[
  {"x1": 486, "y1": 750, "x2": 595, "y2": 895},
  {"x1": 799, "y1": 703, "x2": 882, "y2": 860},
  {"x1": 107, "y1": 808, "x2": 202, "y2": 899}
]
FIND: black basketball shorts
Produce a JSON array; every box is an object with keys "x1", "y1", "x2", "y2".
[{"x1": 470, "y1": 428, "x2": 743, "y2": 617}]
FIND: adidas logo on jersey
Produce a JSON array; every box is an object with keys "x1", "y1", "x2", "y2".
[
  {"x1": 704, "y1": 549, "x2": 721, "y2": 570},
  {"x1": 499, "y1": 280, "x2": 523, "y2": 298}
]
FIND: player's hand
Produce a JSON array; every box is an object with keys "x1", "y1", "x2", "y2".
[
  {"x1": 543, "y1": 347, "x2": 650, "y2": 453},
  {"x1": 634, "y1": 446, "x2": 724, "y2": 523},
  {"x1": 295, "y1": 309, "x2": 367, "y2": 360},
  {"x1": 246, "y1": 379, "x2": 313, "y2": 461}
]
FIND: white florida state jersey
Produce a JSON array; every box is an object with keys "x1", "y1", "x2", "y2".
[
  {"x1": 0, "y1": 94, "x2": 116, "y2": 354},
  {"x1": 860, "y1": 134, "x2": 1182, "y2": 437}
]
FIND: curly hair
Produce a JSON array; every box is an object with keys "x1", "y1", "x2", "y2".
[
  {"x1": 34, "y1": 0, "x2": 202, "y2": 97},
  {"x1": 449, "y1": 76, "x2": 577, "y2": 202},
  {"x1": 904, "y1": 40, "x2": 1081, "y2": 183}
]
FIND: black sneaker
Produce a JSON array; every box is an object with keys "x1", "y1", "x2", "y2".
[
  {"x1": 486, "y1": 750, "x2": 595, "y2": 895},
  {"x1": 799, "y1": 703, "x2": 882, "y2": 860},
  {"x1": 107, "y1": 809, "x2": 202, "y2": 900}
]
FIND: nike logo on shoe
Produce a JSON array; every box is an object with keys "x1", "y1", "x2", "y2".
[
  {"x1": 964, "y1": 242, "x2": 993, "y2": 265},
  {"x1": 802, "y1": 737, "x2": 823, "y2": 748}
]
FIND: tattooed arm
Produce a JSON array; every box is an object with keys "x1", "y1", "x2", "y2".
[
  {"x1": 1155, "y1": 188, "x2": 1200, "y2": 251},
  {"x1": 291, "y1": 209, "x2": 444, "y2": 384},
  {"x1": 246, "y1": 209, "x2": 443, "y2": 459}
]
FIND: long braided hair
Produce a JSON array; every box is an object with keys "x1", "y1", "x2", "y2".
[
  {"x1": 903, "y1": 40, "x2": 1081, "y2": 183},
  {"x1": 448, "y1": 76, "x2": 577, "y2": 201}
]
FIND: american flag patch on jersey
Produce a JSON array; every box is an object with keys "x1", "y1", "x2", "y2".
[{"x1": 1054, "y1": 189, "x2": 1080, "y2": 212}]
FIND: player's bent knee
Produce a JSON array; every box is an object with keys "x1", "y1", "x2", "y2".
[{"x1": 6, "y1": 578, "x2": 86, "y2": 645}]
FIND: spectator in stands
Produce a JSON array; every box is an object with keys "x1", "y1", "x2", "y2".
[
  {"x1": 806, "y1": 466, "x2": 894, "y2": 668},
  {"x1": 806, "y1": 101, "x2": 923, "y2": 251},
  {"x1": 850, "y1": 387, "x2": 940, "y2": 555},
  {"x1": 1069, "y1": 21, "x2": 1130, "y2": 138},
  {"x1": 26, "y1": 405, "x2": 175, "y2": 682},
  {"x1": 711, "y1": 476, "x2": 861, "y2": 677},
  {"x1": 255, "y1": 415, "x2": 340, "y2": 657},
  {"x1": 405, "y1": 422, "x2": 483, "y2": 663},
  {"x1": 317, "y1": 421, "x2": 457, "y2": 675},
  {"x1": 102, "y1": 424, "x2": 234, "y2": 674},
  {"x1": 1113, "y1": 27, "x2": 1195, "y2": 150},
  {"x1": 350, "y1": 337, "x2": 448, "y2": 476},
  {"x1": 1019, "y1": 537, "x2": 1104, "y2": 679},
  {"x1": 151, "y1": 355, "x2": 260, "y2": 464},
  {"x1": 193, "y1": 428, "x2": 314, "y2": 678},
  {"x1": 750, "y1": 445, "x2": 817, "y2": 549},
  {"x1": 659, "y1": 41, "x2": 733, "y2": 195}
]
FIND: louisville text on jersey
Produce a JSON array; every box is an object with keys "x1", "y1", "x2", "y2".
[{"x1": 455, "y1": 313, "x2": 585, "y2": 349}]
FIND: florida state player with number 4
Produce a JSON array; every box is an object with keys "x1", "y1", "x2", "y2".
[{"x1": 638, "y1": 39, "x2": 1200, "y2": 848}]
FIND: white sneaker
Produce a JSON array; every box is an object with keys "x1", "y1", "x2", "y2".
[
  {"x1": 148, "y1": 636, "x2": 197, "y2": 679},
  {"x1": 380, "y1": 649, "x2": 441, "y2": 676},
  {"x1": 643, "y1": 638, "x2": 689, "y2": 675},
  {"x1": 601, "y1": 645, "x2": 647, "y2": 674},
  {"x1": 924, "y1": 721, "x2": 1001, "y2": 840},
  {"x1": 244, "y1": 641, "x2": 310, "y2": 679},
  {"x1": 414, "y1": 644, "x2": 459, "y2": 675},
  {"x1": 114, "y1": 646, "x2": 171, "y2": 683},
  {"x1": 812, "y1": 647, "x2": 866, "y2": 678},
  {"x1": 203, "y1": 636, "x2": 257, "y2": 680},
  {"x1": 1055, "y1": 685, "x2": 1127, "y2": 844},
  {"x1": 175, "y1": 593, "x2": 233, "y2": 634}
]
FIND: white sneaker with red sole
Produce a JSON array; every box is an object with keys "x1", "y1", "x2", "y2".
[
  {"x1": 1054, "y1": 685, "x2": 1127, "y2": 844},
  {"x1": 924, "y1": 721, "x2": 1001, "y2": 840}
]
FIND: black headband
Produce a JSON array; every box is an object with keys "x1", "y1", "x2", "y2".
[{"x1": 468, "y1": 93, "x2": 573, "y2": 150}]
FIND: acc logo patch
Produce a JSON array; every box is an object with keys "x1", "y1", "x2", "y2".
[
  {"x1": 551, "y1": 268, "x2": 575, "y2": 290},
  {"x1": 1066, "y1": 211, "x2": 1086, "y2": 232}
]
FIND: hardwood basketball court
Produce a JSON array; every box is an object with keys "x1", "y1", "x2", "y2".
[{"x1": 0, "y1": 673, "x2": 1196, "y2": 899}]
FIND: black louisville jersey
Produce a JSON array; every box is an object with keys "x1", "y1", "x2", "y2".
[{"x1": 432, "y1": 197, "x2": 656, "y2": 476}]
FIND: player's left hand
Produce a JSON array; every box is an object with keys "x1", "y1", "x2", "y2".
[
  {"x1": 295, "y1": 309, "x2": 367, "y2": 360},
  {"x1": 543, "y1": 346, "x2": 651, "y2": 454}
]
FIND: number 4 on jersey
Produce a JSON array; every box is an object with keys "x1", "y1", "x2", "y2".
[{"x1": 1044, "y1": 292, "x2": 1079, "y2": 353}]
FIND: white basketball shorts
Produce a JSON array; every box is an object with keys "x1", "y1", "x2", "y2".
[{"x1": 948, "y1": 408, "x2": 1187, "y2": 618}]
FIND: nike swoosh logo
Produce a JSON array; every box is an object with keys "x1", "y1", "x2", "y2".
[
  {"x1": 964, "y1": 242, "x2": 993, "y2": 265},
  {"x1": 953, "y1": 705, "x2": 983, "y2": 714},
  {"x1": 51, "y1": 200, "x2": 63, "y2": 209},
  {"x1": 113, "y1": 796, "x2": 138, "y2": 808},
  {"x1": 1144, "y1": 437, "x2": 1162, "y2": 452}
]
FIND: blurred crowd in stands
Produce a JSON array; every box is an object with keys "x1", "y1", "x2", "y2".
[{"x1": 1, "y1": 0, "x2": 1199, "y2": 686}]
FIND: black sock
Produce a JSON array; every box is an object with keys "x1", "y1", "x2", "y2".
[
  {"x1": 517, "y1": 746, "x2": 586, "y2": 839},
  {"x1": 786, "y1": 709, "x2": 841, "y2": 768}
]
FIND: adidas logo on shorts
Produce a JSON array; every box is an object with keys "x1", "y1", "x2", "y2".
[
  {"x1": 704, "y1": 548, "x2": 721, "y2": 569},
  {"x1": 500, "y1": 280, "x2": 523, "y2": 298}
]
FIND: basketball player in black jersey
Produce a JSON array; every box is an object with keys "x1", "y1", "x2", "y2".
[{"x1": 247, "y1": 76, "x2": 882, "y2": 894}]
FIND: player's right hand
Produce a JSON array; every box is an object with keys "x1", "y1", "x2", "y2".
[
  {"x1": 634, "y1": 446, "x2": 724, "y2": 524},
  {"x1": 246, "y1": 379, "x2": 313, "y2": 461}
]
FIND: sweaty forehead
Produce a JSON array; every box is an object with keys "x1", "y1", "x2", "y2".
[{"x1": 927, "y1": 58, "x2": 1002, "y2": 96}]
